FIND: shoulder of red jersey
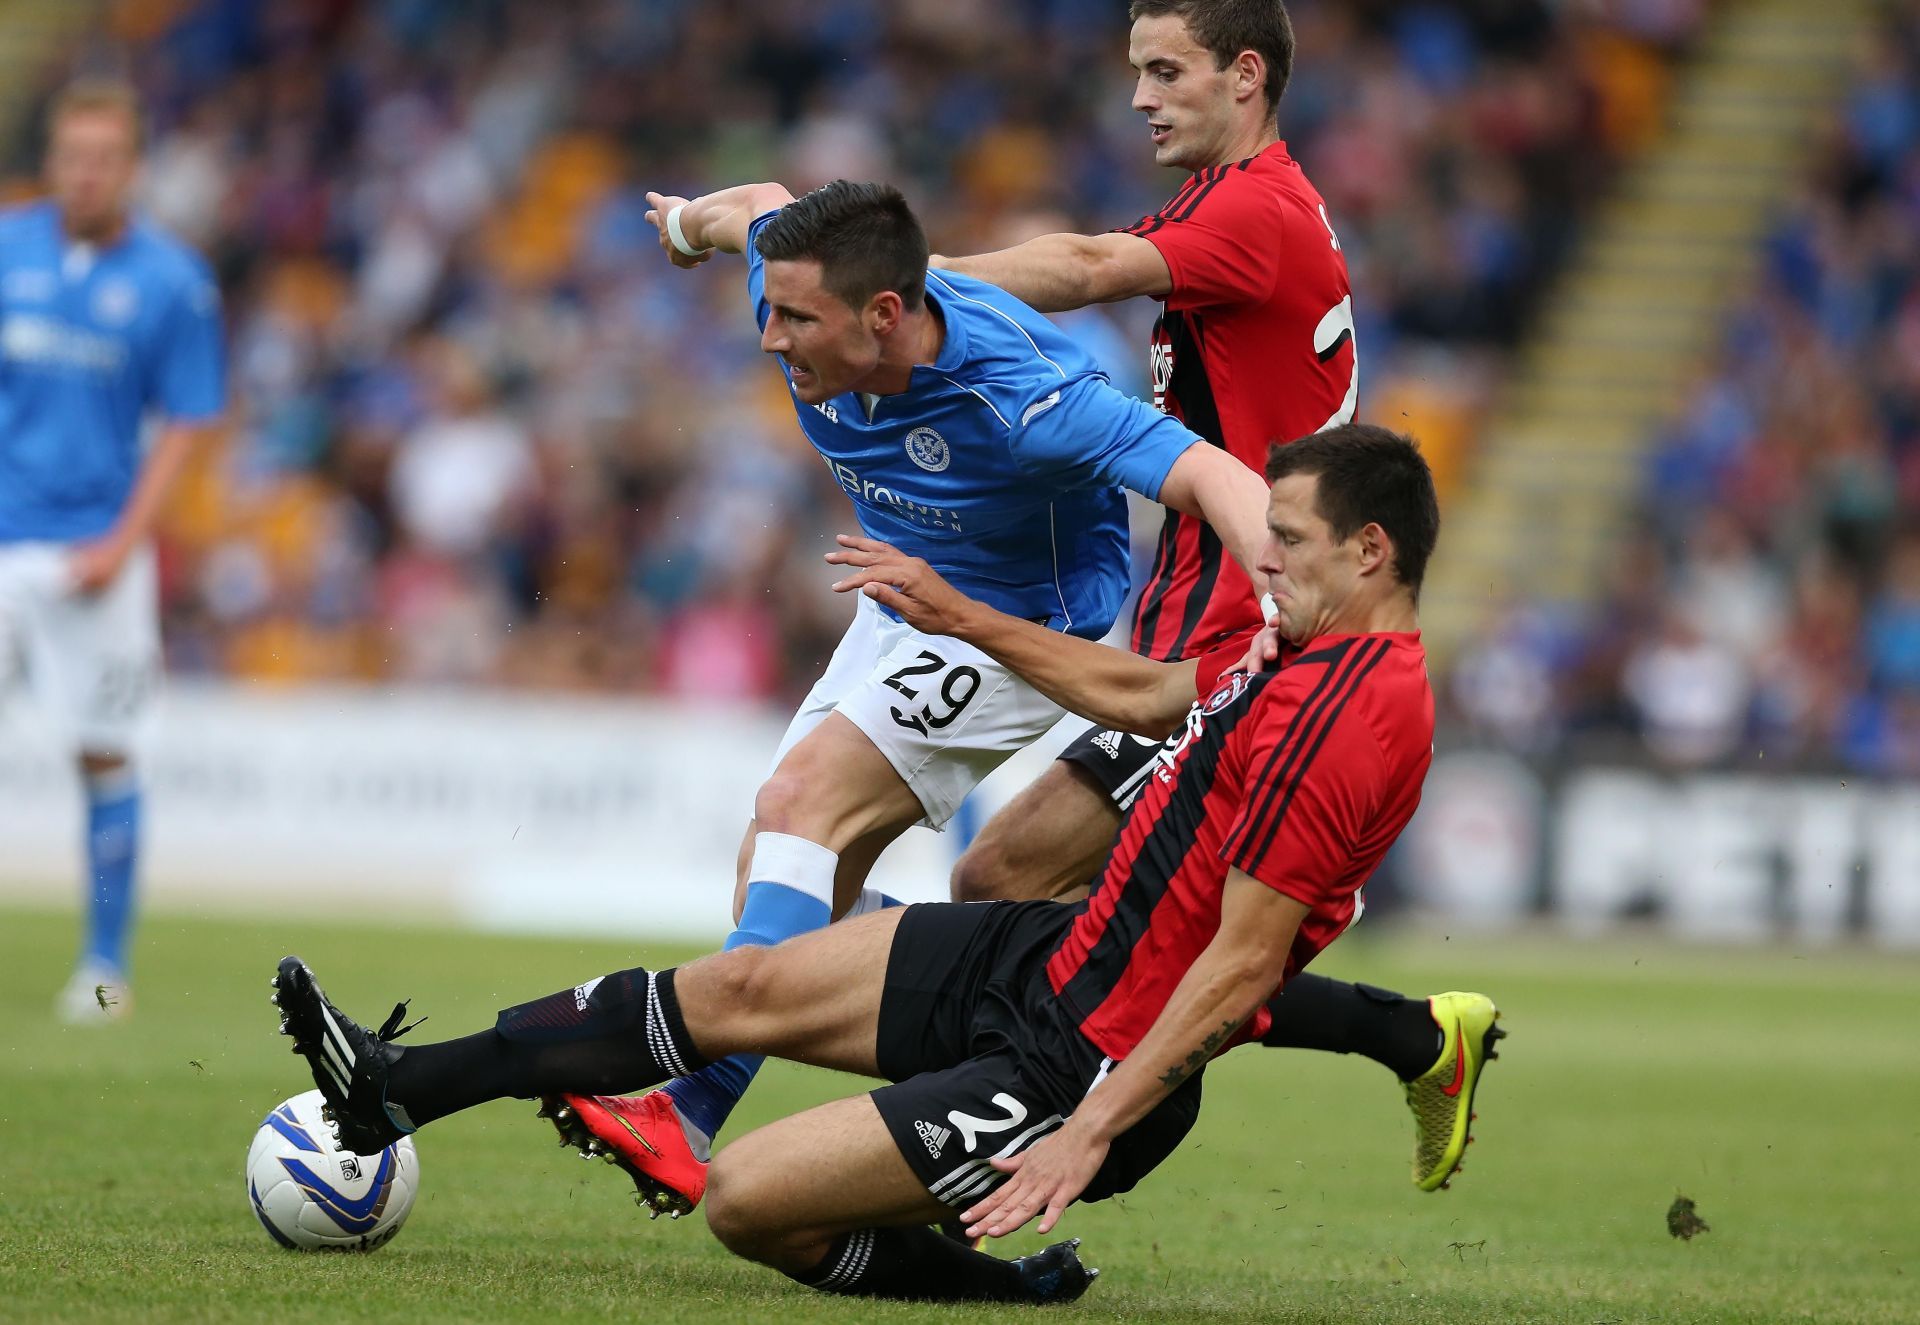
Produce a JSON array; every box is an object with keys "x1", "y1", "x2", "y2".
[
  {"x1": 1239, "y1": 633, "x2": 1430, "y2": 742},
  {"x1": 1191, "y1": 630, "x2": 1316, "y2": 710},
  {"x1": 1221, "y1": 634, "x2": 1430, "y2": 905},
  {"x1": 1120, "y1": 145, "x2": 1327, "y2": 234},
  {"x1": 1118, "y1": 157, "x2": 1284, "y2": 240},
  {"x1": 1117, "y1": 144, "x2": 1345, "y2": 313}
]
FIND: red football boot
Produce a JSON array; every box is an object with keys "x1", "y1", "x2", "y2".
[{"x1": 540, "y1": 1090, "x2": 708, "y2": 1218}]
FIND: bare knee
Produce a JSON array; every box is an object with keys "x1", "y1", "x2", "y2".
[
  {"x1": 696, "y1": 945, "x2": 778, "y2": 1020},
  {"x1": 753, "y1": 716, "x2": 924, "y2": 850},
  {"x1": 950, "y1": 835, "x2": 1018, "y2": 903},
  {"x1": 678, "y1": 946, "x2": 786, "y2": 1062},
  {"x1": 705, "y1": 1153, "x2": 818, "y2": 1270},
  {"x1": 703, "y1": 1154, "x2": 767, "y2": 1258},
  {"x1": 752, "y1": 773, "x2": 813, "y2": 837},
  {"x1": 951, "y1": 763, "x2": 1118, "y2": 903},
  {"x1": 952, "y1": 817, "x2": 1094, "y2": 903}
]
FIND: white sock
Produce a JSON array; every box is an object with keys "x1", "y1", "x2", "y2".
[
  {"x1": 745, "y1": 832, "x2": 838, "y2": 906},
  {"x1": 842, "y1": 887, "x2": 902, "y2": 920}
]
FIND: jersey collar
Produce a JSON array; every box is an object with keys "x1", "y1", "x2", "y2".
[
  {"x1": 46, "y1": 200, "x2": 138, "y2": 257},
  {"x1": 1295, "y1": 629, "x2": 1422, "y2": 658},
  {"x1": 854, "y1": 279, "x2": 968, "y2": 416},
  {"x1": 920, "y1": 273, "x2": 972, "y2": 375}
]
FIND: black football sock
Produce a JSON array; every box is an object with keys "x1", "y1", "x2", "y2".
[
  {"x1": 386, "y1": 966, "x2": 708, "y2": 1126},
  {"x1": 793, "y1": 1226, "x2": 1036, "y2": 1302},
  {"x1": 1260, "y1": 974, "x2": 1442, "y2": 1081}
]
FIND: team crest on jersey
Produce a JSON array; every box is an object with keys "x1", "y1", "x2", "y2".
[
  {"x1": 904, "y1": 426, "x2": 950, "y2": 472},
  {"x1": 1203, "y1": 670, "x2": 1253, "y2": 714},
  {"x1": 1148, "y1": 673, "x2": 1255, "y2": 790},
  {"x1": 1148, "y1": 327, "x2": 1173, "y2": 413},
  {"x1": 91, "y1": 278, "x2": 138, "y2": 327}
]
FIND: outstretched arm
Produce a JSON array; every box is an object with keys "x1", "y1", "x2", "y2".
[
  {"x1": 826, "y1": 536, "x2": 1200, "y2": 739},
  {"x1": 1154, "y1": 441, "x2": 1273, "y2": 588},
  {"x1": 644, "y1": 182, "x2": 797, "y2": 268},
  {"x1": 1006, "y1": 378, "x2": 1271, "y2": 587},
  {"x1": 959, "y1": 872, "x2": 1307, "y2": 1238},
  {"x1": 933, "y1": 231, "x2": 1171, "y2": 313}
]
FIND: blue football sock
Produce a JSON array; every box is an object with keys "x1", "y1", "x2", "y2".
[
  {"x1": 663, "y1": 832, "x2": 838, "y2": 1149},
  {"x1": 81, "y1": 770, "x2": 141, "y2": 974}
]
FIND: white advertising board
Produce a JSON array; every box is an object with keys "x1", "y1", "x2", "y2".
[
  {"x1": 1402, "y1": 751, "x2": 1920, "y2": 947},
  {"x1": 0, "y1": 683, "x2": 1076, "y2": 941},
  {"x1": 9, "y1": 688, "x2": 1913, "y2": 948}
]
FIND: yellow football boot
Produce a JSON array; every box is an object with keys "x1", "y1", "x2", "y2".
[{"x1": 1404, "y1": 992, "x2": 1504, "y2": 1192}]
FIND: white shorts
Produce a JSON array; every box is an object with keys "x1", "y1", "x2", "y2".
[
  {"x1": 771, "y1": 594, "x2": 1063, "y2": 829},
  {"x1": 0, "y1": 542, "x2": 160, "y2": 756}
]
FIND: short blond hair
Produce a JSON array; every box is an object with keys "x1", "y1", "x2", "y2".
[{"x1": 49, "y1": 76, "x2": 143, "y2": 144}]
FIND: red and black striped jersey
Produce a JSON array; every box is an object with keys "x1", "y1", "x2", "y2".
[
  {"x1": 1121, "y1": 142, "x2": 1358, "y2": 662},
  {"x1": 1045, "y1": 631, "x2": 1431, "y2": 1064}
]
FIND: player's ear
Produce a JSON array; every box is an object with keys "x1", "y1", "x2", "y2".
[
  {"x1": 867, "y1": 290, "x2": 903, "y2": 336},
  {"x1": 1235, "y1": 49, "x2": 1265, "y2": 104},
  {"x1": 1355, "y1": 522, "x2": 1392, "y2": 577}
]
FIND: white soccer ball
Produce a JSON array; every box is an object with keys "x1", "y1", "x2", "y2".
[{"x1": 246, "y1": 1089, "x2": 419, "y2": 1251}]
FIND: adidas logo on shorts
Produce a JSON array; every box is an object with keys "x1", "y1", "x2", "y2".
[
  {"x1": 1091, "y1": 729, "x2": 1123, "y2": 759},
  {"x1": 915, "y1": 1119, "x2": 952, "y2": 1159}
]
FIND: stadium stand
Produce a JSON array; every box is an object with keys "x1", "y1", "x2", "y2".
[
  {"x1": 5, "y1": 0, "x2": 1699, "y2": 708},
  {"x1": 1448, "y1": 0, "x2": 1920, "y2": 774}
]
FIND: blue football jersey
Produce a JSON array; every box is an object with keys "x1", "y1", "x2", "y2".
[
  {"x1": 747, "y1": 211, "x2": 1197, "y2": 639},
  {"x1": 0, "y1": 201, "x2": 225, "y2": 542}
]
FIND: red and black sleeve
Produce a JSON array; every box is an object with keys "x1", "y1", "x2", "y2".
[{"x1": 1120, "y1": 164, "x2": 1284, "y2": 311}]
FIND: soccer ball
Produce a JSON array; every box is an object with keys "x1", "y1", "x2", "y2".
[{"x1": 246, "y1": 1089, "x2": 419, "y2": 1251}]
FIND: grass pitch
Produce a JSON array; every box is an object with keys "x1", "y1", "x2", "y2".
[{"x1": 1, "y1": 904, "x2": 1915, "y2": 1324}]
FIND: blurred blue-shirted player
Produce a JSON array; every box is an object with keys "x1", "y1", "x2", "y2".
[
  {"x1": 0, "y1": 80, "x2": 225, "y2": 1022},
  {"x1": 528, "y1": 179, "x2": 1269, "y2": 1218}
]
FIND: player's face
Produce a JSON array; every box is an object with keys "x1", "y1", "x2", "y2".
[
  {"x1": 760, "y1": 259, "x2": 882, "y2": 404},
  {"x1": 1128, "y1": 15, "x2": 1242, "y2": 171},
  {"x1": 47, "y1": 107, "x2": 139, "y2": 241},
  {"x1": 1257, "y1": 474, "x2": 1361, "y2": 644}
]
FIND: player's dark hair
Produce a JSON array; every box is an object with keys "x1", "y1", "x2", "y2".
[
  {"x1": 1128, "y1": 0, "x2": 1294, "y2": 117},
  {"x1": 754, "y1": 180, "x2": 928, "y2": 312},
  {"x1": 1266, "y1": 425, "x2": 1440, "y2": 595}
]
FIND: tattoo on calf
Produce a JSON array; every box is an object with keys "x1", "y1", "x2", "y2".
[{"x1": 1159, "y1": 1017, "x2": 1242, "y2": 1089}]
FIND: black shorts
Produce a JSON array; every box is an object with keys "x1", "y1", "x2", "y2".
[
  {"x1": 871, "y1": 900, "x2": 1203, "y2": 1210},
  {"x1": 1057, "y1": 721, "x2": 1169, "y2": 811}
]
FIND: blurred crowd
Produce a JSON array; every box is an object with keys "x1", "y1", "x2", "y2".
[
  {"x1": 10, "y1": 0, "x2": 1694, "y2": 702},
  {"x1": 1449, "y1": 2, "x2": 1920, "y2": 775}
]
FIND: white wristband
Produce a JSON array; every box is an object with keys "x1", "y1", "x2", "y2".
[{"x1": 665, "y1": 204, "x2": 709, "y2": 257}]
